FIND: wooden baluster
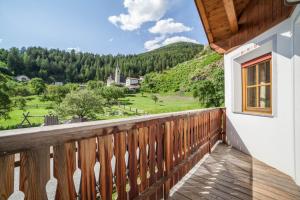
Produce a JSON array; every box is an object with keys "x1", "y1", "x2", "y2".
[
  {"x1": 138, "y1": 127, "x2": 148, "y2": 193},
  {"x1": 0, "y1": 155, "x2": 14, "y2": 200},
  {"x1": 156, "y1": 123, "x2": 164, "y2": 199},
  {"x1": 183, "y1": 118, "x2": 188, "y2": 175},
  {"x1": 20, "y1": 147, "x2": 50, "y2": 200},
  {"x1": 148, "y1": 125, "x2": 156, "y2": 185},
  {"x1": 147, "y1": 125, "x2": 156, "y2": 199},
  {"x1": 78, "y1": 138, "x2": 97, "y2": 200},
  {"x1": 53, "y1": 142, "x2": 76, "y2": 200},
  {"x1": 114, "y1": 132, "x2": 127, "y2": 200},
  {"x1": 178, "y1": 119, "x2": 183, "y2": 179},
  {"x1": 127, "y1": 130, "x2": 138, "y2": 199},
  {"x1": 164, "y1": 121, "x2": 173, "y2": 199},
  {"x1": 173, "y1": 119, "x2": 179, "y2": 185},
  {"x1": 98, "y1": 135, "x2": 113, "y2": 200}
]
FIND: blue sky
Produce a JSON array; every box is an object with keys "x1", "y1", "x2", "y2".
[{"x1": 0, "y1": 0, "x2": 207, "y2": 55}]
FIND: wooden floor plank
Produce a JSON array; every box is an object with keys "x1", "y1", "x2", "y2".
[{"x1": 170, "y1": 144, "x2": 300, "y2": 200}]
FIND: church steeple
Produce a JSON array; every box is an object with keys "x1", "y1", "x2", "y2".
[{"x1": 115, "y1": 61, "x2": 120, "y2": 84}]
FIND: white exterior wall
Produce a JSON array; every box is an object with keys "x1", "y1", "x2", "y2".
[
  {"x1": 126, "y1": 78, "x2": 139, "y2": 86},
  {"x1": 293, "y1": 10, "x2": 300, "y2": 186},
  {"x1": 224, "y1": 6, "x2": 300, "y2": 185}
]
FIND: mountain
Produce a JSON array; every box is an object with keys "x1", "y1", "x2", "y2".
[
  {"x1": 141, "y1": 47, "x2": 224, "y2": 106},
  {"x1": 140, "y1": 42, "x2": 203, "y2": 57},
  {"x1": 0, "y1": 42, "x2": 203, "y2": 83}
]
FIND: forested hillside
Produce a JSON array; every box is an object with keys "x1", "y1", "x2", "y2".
[
  {"x1": 141, "y1": 48, "x2": 224, "y2": 106},
  {"x1": 0, "y1": 42, "x2": 203, "y2": 83}
]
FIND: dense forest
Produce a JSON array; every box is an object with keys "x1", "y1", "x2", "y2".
[{"x1": 0, "y1": 42, "x2": 203, "y2": 83}]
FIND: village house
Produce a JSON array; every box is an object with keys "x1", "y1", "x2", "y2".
[
  {"x1": 195, "y1": 0, "x2": 300, "y2": 186},
  {"x1": 15, "y1": 75, "x2": 30, "y2": 82}
]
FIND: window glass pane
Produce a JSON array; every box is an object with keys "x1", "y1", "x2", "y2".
[
  {"x1": 259, "y1": 85, "x2": 271, "y2": 108},
  {"x1": 247, "y1": 65, "x2": 256, "y2": 86},
  {"x1": 259, "y1": 61, "x2": 270, "y2": 84},
  {"x1": 247, "y1": 87, "x2": 257, "y2": 107}
]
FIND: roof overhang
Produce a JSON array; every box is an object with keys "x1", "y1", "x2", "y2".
[{"x1": 195, "y1": 0, "x2": 296, "y2": 54}]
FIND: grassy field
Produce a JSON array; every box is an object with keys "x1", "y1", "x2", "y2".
[
  {"x1": 0, "y1": 96, "x2": 54, "y2": 129},
  {"x1": 118, "y1": 93, "x2": 202, "y2": 114},
  {"x1": 0, "y1": 93, "x2": 202, "y2": 130}
]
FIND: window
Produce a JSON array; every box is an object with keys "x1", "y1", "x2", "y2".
[{"x1": 242, "y1": 53, "x2": 272, "y2": 114}]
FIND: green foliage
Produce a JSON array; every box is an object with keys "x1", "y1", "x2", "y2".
[
  {"x1": 151, "y1": 94, "x2": 159, "y2": 104},
  {"x1": 57, "y1": 89, "x2": 104, "y2": 119},
  {"x1": 87, "y1": 80, "x2": 104, "y2": 90},
  {"x1": 44, "y1": 85, "x2": 70, "y2": 103},
  {"x1": 6, "y1": 81, "x2": 31, "y2": 97},
  {"x1": 142, "y1": 51, "x2": 222, "y2": 92},
  {"x1": 13, "y1": 97, "x2": 27, "y2": 110},
  {"x1": 29, "y1": 78, "x2": 46, "y2": 95},
  {"x1": 141, "y1": 48, "x2": 224, "y2": 107},
  {"x1": 98, "y1": 86, "x2": 126, "y2": 104},
  {"x1": 0, "y1": 73, "x2": 11, "y2": 119},
  {"x1": 0, "y1": 42, "x2": 203, "y2": 83}
]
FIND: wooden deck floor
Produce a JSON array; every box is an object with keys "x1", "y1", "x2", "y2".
[{"x1": 169, "y1": 144, "x2": 300, "y2": 200}]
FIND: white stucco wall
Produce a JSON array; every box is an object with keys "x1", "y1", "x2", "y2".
[
  {"x1": 224, "y1": 6, "x2": 300, "y2": 185},
  {"x1": 293, "y1": 10, "x2": 300, "y2": 186}
]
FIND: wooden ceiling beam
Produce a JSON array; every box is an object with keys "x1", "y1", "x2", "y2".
[
  {"x1": 223, "y1": 0, "x2": 238, "y2": 33},
  {"x1": 195, "y1": 0, "x2": 214, "y2": 43}
]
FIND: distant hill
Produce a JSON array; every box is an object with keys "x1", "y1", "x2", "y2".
[
  {"x1": 0, "y1": 42, "x2": 203, "y2": 83},
  {"x1": 140, "y1": 42, "x2": 203, "y2": 57},
  {"x1": 141, "y1": 47, "x2": 224, "y2": 106}
]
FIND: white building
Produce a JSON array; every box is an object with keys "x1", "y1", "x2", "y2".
[
  {"x1": 106, "y1": 75, "x2": 114, "y2": 86},
  {"x1": 196, "y1": 0, "x2": 300, "y2": 185},
  {"x1": 15, "y1": 75, "x2": 30, "y2": 82},
  {"x1": 125, "y1": 77, "x2": 139, "y2": 87}
]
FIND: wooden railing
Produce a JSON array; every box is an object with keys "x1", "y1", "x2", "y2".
[{"x1": 0, "y1": 108, "x2": 226, "y2": 200}]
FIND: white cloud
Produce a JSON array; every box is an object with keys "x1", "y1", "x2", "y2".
[
  {"x1": 144, "y1": 36, "x2": 199, "y2": 51},
  {"x1": 108, "y1": 0, "x2": 169, "y2": 31},
  {"x1": 0, "y1": 39, "x2": 3, "y2": 43},
  {"x1": 144, "y1": 36, "x2": 165, "y2": 51},
  {"x1": 149, "y1": 18, "x2": 192, "y2": 35},
  {"x1": 109, "y1": 38, "x2": 114, "y2": 42},
  {"x1": 162, "y1": 36, "x2": 198, "y2": 46},
  {"x1": 67, "y1": 47, "x2": 80, "y2": 53}
]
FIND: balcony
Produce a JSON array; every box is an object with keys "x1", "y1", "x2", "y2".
[{"x1": 0, "y1": 108, "x2": 299, "y2": 200}]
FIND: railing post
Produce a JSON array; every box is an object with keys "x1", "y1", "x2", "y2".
[
  {"x1": 222, "y1": 108, "x2": 227, "y2": 144},
  {"x1": 208, "y1": 111, "x2": 211, "y2": 154}
]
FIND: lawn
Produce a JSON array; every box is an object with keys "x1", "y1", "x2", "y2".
[
  {"x1": 0, "y1": 96, "x2": 54, "y2": 130},
  {"x1": 118, "y1": 93, "x2": 203, "y2": 114},
  {"x1": 0, "y1": 93, "x2": 202, "y2": 130}
]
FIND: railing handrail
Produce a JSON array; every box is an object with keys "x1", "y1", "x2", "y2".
[{"x1": 0, "y1": 108, "x2": 223, "y2": 155}]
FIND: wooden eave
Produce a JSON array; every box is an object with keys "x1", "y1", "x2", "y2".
[{"x1": 195, "y1": 0, "x2": 296, "y2": 54}]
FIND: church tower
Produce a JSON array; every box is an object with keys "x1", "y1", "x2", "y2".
[{"x1": 115, "y1": 62, "x2": 121, "y2": 84}]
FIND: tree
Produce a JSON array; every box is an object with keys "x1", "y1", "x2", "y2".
[
  {"x1": 14, "y1": 97, "x2": 27, "y2": 110},
  {"x1": 29, "y1": 78, "x2": 46, "y2": 95},
  {"x1": 0, "y1": 74, "x2": 11, "y2": 119},
  {"x1": 98, "y1": 86, "x2": 125, "y2": 104},
  {"x1": 193, "y1": 69, "x2": 224, "y2": 107},
  {"x1": 57, "y1": 89, "x2": 104, "y2": 119},
  {"x1": 87, "y1": 80, "x2": 104, "y2": 90},
  {"x1": 151, "y1": 94, "x2": 159, "y2": 104},
  {"x1": 45, "y1": 85, "x2": 70, "y2": 103}
]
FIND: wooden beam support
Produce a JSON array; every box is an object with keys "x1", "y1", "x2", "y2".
[
  {"x1": 223, "y1": 0, "x2": 238, "y2": 33},
  {"x1": 195, "y1": 0, "x2": 214, "y2": 43}
]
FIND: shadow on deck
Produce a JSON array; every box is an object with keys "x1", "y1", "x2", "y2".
[{"x1": 169, "y1": 144, "x2": 300, "y2": 200}]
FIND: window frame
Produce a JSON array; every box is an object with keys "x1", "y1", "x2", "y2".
[{"x1": 242, "y1": 53, "x2": 272, "y2": 114}]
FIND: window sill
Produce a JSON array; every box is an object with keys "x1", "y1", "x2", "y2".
[{"x1": 232, "y1": 111, "x2": 274, "y2": 118}]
